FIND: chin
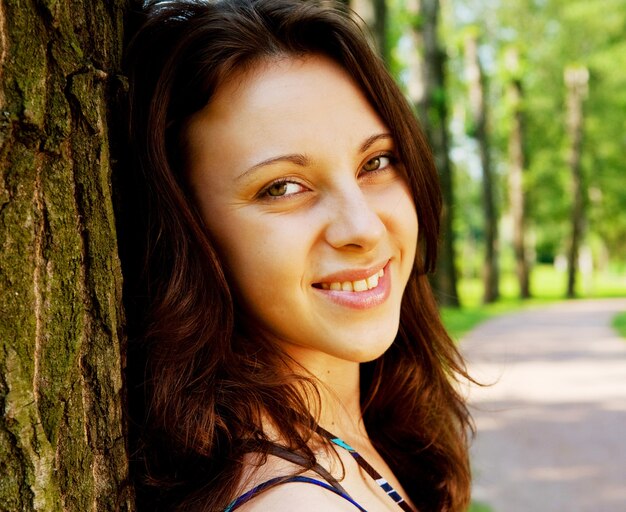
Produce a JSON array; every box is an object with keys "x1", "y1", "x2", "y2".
[{"x1": 341, "y1": 333, "x2": 398, "y2": 364}]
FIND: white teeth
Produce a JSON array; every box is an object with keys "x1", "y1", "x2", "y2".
[
  {"x1": 353, "y1": 279, "x2": 368, "y2": 292},
  {"x1": 366, "y1": 273, "x2": 379, "y2": 289},
  {"x1": 319, "y1": 267, "x2": 385, "y2": 292}
]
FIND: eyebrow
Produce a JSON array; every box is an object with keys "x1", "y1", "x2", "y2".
[
  {"x1": 236, "y1": 154, "x2": 309, "y2": 182},
  {"x1": 235, "y1": 132, "x2": 394, "y2": 182},
  {"x1": 360, "y1": 132, "x2": 393, "y2": 152}
]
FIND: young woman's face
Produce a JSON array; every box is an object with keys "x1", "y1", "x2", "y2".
[{"x1": 184, "y1": 55, "x2": 418, "y2": 368}]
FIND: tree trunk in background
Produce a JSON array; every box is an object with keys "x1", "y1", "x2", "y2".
[
  {"x1": 505, "y1": 47, "x2": 530, "y2": 299},
  {"x1": 464, "y1": 32, "x2": 499, "y2": 304},
  {"x1": 0, "y1": 1, "x2": 131, "y2": 510},
  {"x1": 409, "y1": 0, "x2": 459, "y2": 307},
  {"x1": 564, "y1": 66, "x2": 589, "y2": 299},
  {"x1": 372, "y1": 0, "x2": 389, "y2": 64},
  {"x1": 351, "y1": 0, "x2": 389, "y2": 64}
]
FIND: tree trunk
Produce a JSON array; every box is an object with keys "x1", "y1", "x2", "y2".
[
  {"x1": 351, "y1": 0, "x2": 389, "y2": 64},
  {"x1": 409, "y1": 0, "x2": 460, "y2": 306},
  {"x1": 505, "y1": 47, "x2": 530, "y2": 299},
  {"x1": 0, "y1": 1, "x2": 131, "y2": 510},
  {"x1": 464, "y1": 32, "x2": 499, "y2": 304},
  {"x1": 564, "y1": 66, "x2": 588, "y2": 299}
]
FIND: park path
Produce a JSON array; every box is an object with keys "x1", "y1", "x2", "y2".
[{"x1": 460, "y1": 298, "x2": 626, "y2": 512}]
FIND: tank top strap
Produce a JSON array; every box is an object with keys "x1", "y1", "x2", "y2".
[
  {"x1": 265, "y1": 442, "x2": 348, "y2": 494},
  {"x1": 316, "y1": 426, "x2": 416, "y2": 512},
  {"x1": 223, "y1": 475, "x2": 368, "y2": 512}
]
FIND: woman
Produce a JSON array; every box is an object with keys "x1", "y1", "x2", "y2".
[{"x1": 124, "y1": 0, "x2": 473, "y2": 510}]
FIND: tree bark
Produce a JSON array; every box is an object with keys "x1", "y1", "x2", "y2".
[
  {"x1": 464, "y1": 32, "x2": 499, "y2": 304},
  {"x1": 0, "y1": 1, "x2": 131, "y2": 510},
  {"x1": 409, "y1": 0, "x2": 460, "y2": 306},
  {"x1": 564, "y1": 66, "x2": 588, "y2": 299},
  {"x1": 505, "y1": 47, "x2": 530, "y2": 299}
]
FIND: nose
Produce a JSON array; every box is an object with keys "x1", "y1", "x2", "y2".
[{"x1": 324, "y1": 184, "x2": 386, "y2": 251}]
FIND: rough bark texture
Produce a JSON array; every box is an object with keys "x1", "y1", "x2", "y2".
[
  {"x1": 464, "y1": 33, "x2": 499, "y2": 304},
  {"x1": 564, "y1": 66, "x2": 588, "y2": 299},
  {"x1": 411, "y1": 0, "x2": 459, "y2": 306},
  {"x1": 0, "y1": 1, "x2": 131, "y2": 510}
]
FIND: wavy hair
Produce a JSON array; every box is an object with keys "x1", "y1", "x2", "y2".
[{"x1": 123, "y1": 0, "x2": 473, "y2": 510}]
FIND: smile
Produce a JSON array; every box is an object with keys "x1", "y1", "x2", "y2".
[
  {"x1": 312, "y1": 263, "x2": 391, "y2": 310},
  {"x1": 317, "y1": 268, "x2": 385, "y2": 292}
]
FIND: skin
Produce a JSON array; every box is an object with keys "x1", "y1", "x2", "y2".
[{"x1": 184, "y1": 55, "x2": 418, "y2": 511}]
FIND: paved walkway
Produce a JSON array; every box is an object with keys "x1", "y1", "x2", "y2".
[{"x1": 460, "y1": 298, "x2": 626, "y2": 512}]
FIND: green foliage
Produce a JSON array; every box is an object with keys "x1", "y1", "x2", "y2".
[
  {"x1": 440, "y1": 0, "x2": 626, "y2": 276},
  {"x1": 387, "y1": 0, "x2": 626, "y2": 300},
  {"x1": 386, "y1": 0, "x2": 418, "y2": 80}
]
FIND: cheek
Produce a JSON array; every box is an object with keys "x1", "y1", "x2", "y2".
[
  {"x1": 396, "y1": 186, "x2": 418, "y2": 228},
  {"x1": 206, "y1": 212, "x2": 308, "y2": 310},
  {"x1": 374, "y1": 182, "x2": 419, "y2": 252},
  {"x1": 385, "y1": 185, "x2": 419, "y2": 284}
]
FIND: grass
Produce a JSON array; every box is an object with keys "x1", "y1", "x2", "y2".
[
  {"x1": 441, "y1": 300, "x2": 523, "y2": 341},
  {"x1": 441, "y1": 264, "x2": 626, "y2": 340},
  {"x1": 468, "y1": 502, "x2": 494, "y2": 512},
  {"x1": 612, "y1": 310, "x2": 626, "y2": 339}
]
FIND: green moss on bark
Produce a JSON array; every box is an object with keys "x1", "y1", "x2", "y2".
[{"x1": 0, "y1": 0, "x2": 132, "y2": 510}]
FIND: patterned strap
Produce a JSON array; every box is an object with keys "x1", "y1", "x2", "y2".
[
  {"x1": 223, "y1": 475, "x2": 368, "y2": 512},
  {"x1": 318, "y1": 427, "x2": 416, "y2": 512}
]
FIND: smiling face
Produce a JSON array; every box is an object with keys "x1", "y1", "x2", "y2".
[{"x1": 183, "y1": 55, "x2": 418, "y2": 370}]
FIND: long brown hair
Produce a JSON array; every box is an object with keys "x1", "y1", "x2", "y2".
[{"x1": 123, "y1": 0, "x2": 472, "y2": 510}]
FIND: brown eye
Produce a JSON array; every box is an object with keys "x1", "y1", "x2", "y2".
[
  {"x1": 363, "y1": 157, "x2": 382, "y2": 172},
  {"x1": 362, "y1": 154, "x2": 394, "y2": 174},
  {"x1": 267, "y1": 182, "x2": 288, "y2": 196},
  {"x1": 260, "y1": 180, "x2": 306, "y2": 199}
]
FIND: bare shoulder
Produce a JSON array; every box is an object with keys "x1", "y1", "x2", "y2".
[{"x1": 235, "y1": 478, "x2": 360, "y2": 512}]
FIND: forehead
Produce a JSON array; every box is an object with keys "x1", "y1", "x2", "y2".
[{"x1": 182, "y1": 54, "x2": 389, "y2": 173}]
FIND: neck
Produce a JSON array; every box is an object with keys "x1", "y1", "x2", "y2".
[
  {"x1": 320, "y1": 365, "x2": 363, "y2": 431},
  {"x1": 284, "y1": 347, "x2": 369, "y2": 442}
]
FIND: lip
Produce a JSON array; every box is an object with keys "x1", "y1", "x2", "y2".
[
  {"x1": 313, "y1": 260, "x2": 389, "y2": 285},
  {"x1": 312, "y1": 261, "x2": 391, "y2": 310}
]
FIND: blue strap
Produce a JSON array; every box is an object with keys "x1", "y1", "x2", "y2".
[
  {"x1": 224, "y1": 475, "x2": 368, "y2": 512},
  {"x1": 329, "y1": 436, "x2": 355, "y2": 453}
]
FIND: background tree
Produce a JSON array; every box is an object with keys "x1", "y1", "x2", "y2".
[
  {"x1": 449, "y1": 0, "x2": 626, "y2": 298},
  {"x1": 0, "y1": 1, "x2": 131, "y2": 510},
  {"x1": 564, "y1": 65, "x2": 589, "y2": 298},
  {"x1": 504, "y1": 46, "x2": 530, "y2": 298},
  {"x1": 463, "y1": 29, "x2": 499, "y2": 303}
]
